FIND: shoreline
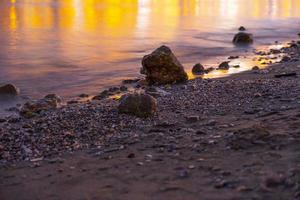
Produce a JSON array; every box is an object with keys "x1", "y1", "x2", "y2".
[{"x1": 0, "y1": 39, "x2": 299, "y2": 199}]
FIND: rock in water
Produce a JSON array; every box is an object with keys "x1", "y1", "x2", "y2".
[
  {"x1": 118, "y1": 93, "x2": 157, "y2": 118},
  {"x1": 0, "y1": 84, "x2": 19, "y2": 95},
  {"x1": 218, "y1": 61, "x2": 230, "y2": 70},
  {"x1": 238, "y1": 26, "x2": 246, "y2": 31},
  {"x1": 192, "y1": 63, "x2": 205, "y2": 75},
  {"x1": 141, "y1": 46, "x2": 188, "y2": 84},
  {"x1": 20, "y1": 94, "x2": 62, "y2": 117},
  {"x1": 233, "y1": 32, "x2": 253, "y2": 44}
]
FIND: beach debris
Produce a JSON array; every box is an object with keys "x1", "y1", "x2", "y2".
[
  {"x1": 0, "y1": 84, "x2": 19, "y2": 96},
  {"x1": 218, "y1": 61, "x2": 230, "y2": 70},
  {"x1": 20, "y1": 94, "x2": 62, "y2": 118},
  {"x1": 274, "y1": 72, "x2": 297, "y2": 78},
  {"x1": 141, "y1": 45, "x2": 188, "y2": 84},
  {"x1": 238, "y1": 26, "x2": 246, "y2": 31},
  {"x1": 118, "y1": 93, "x2": 157, "y2": 117},
  {"x1": 192, "y1": 63, "x2": 205, "y2": 75},
  {"x1": 233, "y1": 32, "x2": 253, "y2": 44}
]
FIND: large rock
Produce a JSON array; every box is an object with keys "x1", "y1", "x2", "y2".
[
  {"x1": 0, "y1": 84, "x2": 19, "y2": 96},
  {"x1": 233, "y1": 32, "x2": 253, "y2": 44},
  {"x1": 20, "y1": 94, "x2": 62, "y2": 117},
  {"x1": 141, "y1": 46, "x2": 188, "y2": 84},
  {"x1": 118, "y1": 93, "x2": 157, "y2": 118}
]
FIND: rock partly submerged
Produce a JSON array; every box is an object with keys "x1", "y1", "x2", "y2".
[
  {"x1": 141, "y1": 45, "x2": 188, "y2": 85},
  {"x1": 20, "y1": 94, "x2": 62, "y2": 118},
  {"x1": 218, "y1": 61, "x2": 230, "y2": 70},
  {"x1": 233, "y1": 32, "x2": 253, "y2": 44},
  {"x1": 118, "y1": 93, "x2": 157, "y2": 118},
  {"x1": 192, "y1": 63, "x2": 205, "y2": 75},
  {"x1": 0, "y1": 84, "x2": 19, "y2": 96}
]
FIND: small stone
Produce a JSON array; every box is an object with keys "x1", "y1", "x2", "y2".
[
  {"x1": 79, "y1": 93, "x2": 89, "y2": 98},
  {"x1": 192, "y1": 63, "x2": 205, "y2": 75},
  {"x1": 218, "y1": 62, "x2": 230, "y2": 70},
  {"x1": 238, "y1": 26, "x2": 246, "y2": 31},
  {"x1": 186, "y1": 115, "x2": 200, "y2": 123},
  {"x1": 127, "y1": 153, "x2": 135, "y2": 158},
  {"x1": 233, "y1": 65, "x2": 240, "y2": 68},
  {"x1": 120, "y1": 86, "x2": 128, "y2": 91},
  {"x1": 252, "y1": 66, "x2": 259, "y2": 70},
  {"x1": 228, "y1": 56, "x2": 239, "y2": 59}
]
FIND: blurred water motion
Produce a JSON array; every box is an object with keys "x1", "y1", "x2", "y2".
[{"x1": 0, "y1": 0, "x2": 300, "y2": 98}]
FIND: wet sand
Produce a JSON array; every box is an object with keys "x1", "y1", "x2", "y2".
[{"x1": 0, "y1": 42, "x2": 300, "y2": 200}]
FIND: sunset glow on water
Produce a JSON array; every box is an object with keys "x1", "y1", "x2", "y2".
[{"x1": 0, "y1": 0, "x2": 300, "y2": 98}]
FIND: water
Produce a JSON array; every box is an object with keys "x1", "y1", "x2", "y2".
[{"x1": 0, "y1": 0, "x2": 300, "y2": 100}]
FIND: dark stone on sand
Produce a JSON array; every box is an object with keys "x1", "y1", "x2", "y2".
[
  {"x1": 228, "y1": 56, "x2": 239, "y2": 59},
  {"x1": 0, "y1": 84, "x2": 19, "y2": 96},
  {"x1": 281, "y1": 56, "x2": 291, "y2": 62},
  {"x1": 192, "y1": 63, "x2": 205, "y2": 75},
  {"x1": 79, "y1": 93, "x2": 89, "y2": 98},
  {"x1": 122, "y1": 78, "x2": 140, "y2": 84},
  {"x1": 252, "y1": 66, "x2": 260, "y2": 70},
  {"x1": 20, "y1": 94, "x2": 62, "y2": 118},
  {"x1": 233, "y1": 32, "x2": 253, "y2": 44},
  {"x1": 141, "y1": 45, "x2": 188, "y2": 84},
  {"x1": 274, "y1": 72, "x2": 297, "y2": 78},
  {"x1": 218, "y1": 61, "x2": 230, "y2": 70},
  {"x1": 118, "y1": 93, "x2": 157, "y2": 118},
  {"x1": 233, "y1": 65, "x2": 240, "y2": 68},
  {"x1": 270, "y1": 49, "x2": 281, "y2": 54},
  {"x1": 238, "y1": 26, "x2": 246, "y2": 31},
  {"x1": 204, "y1": 67, "x2": 215, "y2": 74}
]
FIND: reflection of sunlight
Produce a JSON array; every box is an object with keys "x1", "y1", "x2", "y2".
[{"x1": 9, "y1": 6, "x2": 17, "y2": 30}]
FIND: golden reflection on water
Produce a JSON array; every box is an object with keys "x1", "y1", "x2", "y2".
[{"x1": 1, "y1": 0, "x2": 300, "y2": 88}]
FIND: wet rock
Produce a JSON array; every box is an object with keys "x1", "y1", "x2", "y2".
[
  {"x1": 0, "y1": 84, "x2": 19, "y2": 96},
  {"x1": 120, "y1": 86, "x2": 128, "y2": 91},
  {"x1": 228, "y1": 56, "x2": 239, "y2": 59},
  {"x1": 233, "y1": 32, "x2": 253, "y2": 44},
  {"x1": 252, "y1": 66, "x2": 260, "y2": 70},
  {"x1": 281, "y1": 56, "x2": 291, "y2": 62},
  {"x1": 192, "y1": 63, "x2": 205, "y2": 75},
  {"x1": 204, "y1": 67, "x2": 215, "y2": 74},
  {"x1": 233, "y1": 65, "x2": 240, "y2": 68},
  {"x1": 270, "y1": 49, "x2": 281, "y2": 54},
  {"x1": 20, "y1": 94, "x2": 61, "y2": 118},
  {"x1": 238, "y1": 26, "x2": 246, "y2": 31},
  {"x1": 122, "y1": 78, "x2": 140, "y2": 84},
  {"x1": 118, "y1": 93, "x2": 157, "y2": 117},
  {"x1": 218, "y1": 61, "x2": 230, "y2": 70},
  {"x1": 79, "y1": 93, "x2": 89, "y2": 98},
  {"x1": 141, "y1": 45, "x2": 188, "y2": 84},
  {"x1": 274, "y1": 72, "x2": 297, "y2": 78}
]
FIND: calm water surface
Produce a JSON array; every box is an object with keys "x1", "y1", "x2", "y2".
[{"x1": 0, "y1": 0, "x2": 300, "y2": 100}]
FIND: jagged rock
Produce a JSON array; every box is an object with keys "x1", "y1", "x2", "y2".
[
  {"x1": 141, "y1": 46, "x2": 188, "y2": 84},
  {"x1": 118, "y1": 93, "x2": 157, "y2": 117},
  {"x1": 20, "y1": 94, "x2": 62, "y2": 118},
  {"x1": 233, "y1": 32, "x2": 253, "y2": 44},
  {"x1": 0, "y1": 84, "x2": 19, "y2": 96}
]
